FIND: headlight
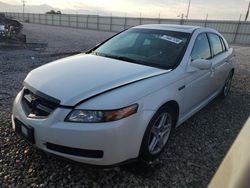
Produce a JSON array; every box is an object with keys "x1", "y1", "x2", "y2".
[{"x1": 65, "y1": 104, "x2": 138, "y2": 123}]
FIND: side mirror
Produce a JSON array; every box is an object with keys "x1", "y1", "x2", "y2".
[{"x1": 190, "y1": 59, "x2": 212, "y2": 70}]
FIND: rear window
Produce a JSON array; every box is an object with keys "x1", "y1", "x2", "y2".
[
  {"x1": 208, "y1": 33, "x2": 223, "y2": 56},
  {"x1": 220, "y1": 37, "x2": 228, "y2": 51}
]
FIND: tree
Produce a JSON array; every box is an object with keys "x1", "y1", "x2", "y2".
[{"x1": 46, "y1": 10, "x2": 62, "y2": 15}]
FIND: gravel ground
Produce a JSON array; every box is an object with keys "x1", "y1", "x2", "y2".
[
  {"x1": 22, "y1": 23, "x2": 114, "y2": 53},
  {"x1": 0, "y1": 23, "x2": 250, "y2": 187}
]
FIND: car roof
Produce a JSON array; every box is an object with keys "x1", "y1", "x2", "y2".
[{"x1": 134, "y1": 24, "x2": 202, "y2": 33}]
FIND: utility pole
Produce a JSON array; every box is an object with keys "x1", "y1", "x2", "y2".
[
  {"x1": 158, "y1": 12, "x2": 161, "y2": 24},
  {"x1": 186, "y1": 0, "x2": 191, "y2": 19},
  {"x1": 139, "y1": 12, "x2": 142, "y2": 25},
  {"x1": 205, "y1": 13, "x2": 208, "y2": 21},
  {"x1": 245, "y1": 1, "x2": 250, "y2": 21},
  {"x1": 22, "y1": 0, "x2": 26, "y2": 21},
  {"x1": 180, "y1": 13, "x2": 184, "y2": 25},
  {"x1": 204, "y1": 13, "x2": 208, "y2": 27}
]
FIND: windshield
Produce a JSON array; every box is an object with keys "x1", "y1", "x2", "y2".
[{"x1": 92, "y1": 28, "x2": 191, "y2": 69}]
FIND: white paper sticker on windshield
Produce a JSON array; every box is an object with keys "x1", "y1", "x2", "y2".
[{"x1": 160, "y1": 35, "x2": 183, "y2": 44}]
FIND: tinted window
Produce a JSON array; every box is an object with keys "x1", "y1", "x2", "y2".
[
  {"x1": 108, "y1": 32, "x2": 139, "y2": 49},
  {"x1": 208, "y1": 33, "x2": 223, "y2": 56},
  {"x1": 220, "y1": 37, "x2": 226, "y2": 51},
  {"x1": 223, "y1": 37, "x2": 229, "y2": 49},
  {"x1": 93, "y1": 29, "x2": 190, "y2": 69},
  {"x1": 191, "y1": 33, "x2": 211, "y2": 61}
]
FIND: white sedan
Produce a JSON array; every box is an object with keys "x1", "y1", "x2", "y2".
[{"x1": 12, "y1": 24, "x2": 235, "y2": 166}]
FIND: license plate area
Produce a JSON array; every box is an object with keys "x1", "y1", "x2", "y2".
[{"x1": 14, "y1": 118, "x2": 35, "y2": 144}]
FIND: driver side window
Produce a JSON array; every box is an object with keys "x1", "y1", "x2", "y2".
[{"x1": 191, "y1": 33, "x2": 211, "y2": 61}]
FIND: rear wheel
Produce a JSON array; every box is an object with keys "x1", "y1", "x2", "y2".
[
  {"x1": 220, "y1": 71, "x2": 233, "y2": 98},
  {"x1": 139, "y1": 105, "x2": 176, "y2": 161}
]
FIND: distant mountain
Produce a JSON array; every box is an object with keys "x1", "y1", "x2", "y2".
[
  {"x1": 0, "y1": 1, "x2": 59, "y2": 13},
  {"x1": 0, "y1": 1, "x2": 135, "y2": 17},
  {"x1": 0, "y1": 1, "x2": 112, "y2": 16}
]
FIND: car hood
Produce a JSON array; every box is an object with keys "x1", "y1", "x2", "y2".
[{"x1": 24, "y1": 54, "x2": 169, "y2": 106}]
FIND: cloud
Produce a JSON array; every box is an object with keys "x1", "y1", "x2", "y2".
[{"x1": 0, "y1": 0, "x2": 248, "y2": 20}]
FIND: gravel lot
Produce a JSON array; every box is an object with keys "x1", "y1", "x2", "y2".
[
  {"x1": 0, "y1": 23, "x2": 250, "y2": 187},
  {"x1": 22, "y1": 23, "x2": 114, "y2": 53}
]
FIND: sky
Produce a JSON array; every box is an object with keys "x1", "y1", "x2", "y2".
[{"x1": 2, "y1": 0, "x2": 250, "y2": 20}]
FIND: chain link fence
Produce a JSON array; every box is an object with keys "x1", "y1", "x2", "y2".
[{"x1": 4, "y1": 12, "x2": 250, "y2": 45}]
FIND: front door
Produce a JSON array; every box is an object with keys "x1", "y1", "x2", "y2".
[{"x1": 183, "y1": 33, "x2": 214, "y2": 114}]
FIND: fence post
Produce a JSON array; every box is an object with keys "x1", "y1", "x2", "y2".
[
  {"x1": 45, "y1": 14, "x2": 48, "y2": 25},
  {"x1": 68, "y1": 14, "x2": 70, "y2": 27},
  {"x1": 33, "y1": 13, "x2": 35, "y2": 23},
  {"x1": 233, "y1": 18, "x2": 241, "y2": 44},
  {"x1": 97, "y1": 15, "x2": 99, "y2": 30},
  {"x1": 124, "y1": 16, "x2": 127, "y2": 29},
  {"x1": 52, "y1": 14, "x2": 54, "y2": 25},
  {"x1": 59, "y1": 14, "x2": 62, "y2": 26},
  {"x1": 39, "y1": 14, "x2": 41, "y2": 24},
  {"x1": 86, "y1": 15, "x2": 89, "y2": 29},
  {"x1": 76, "y1": 14, "x2": 79, "y2": 28},
  {"x1": 110, "y1": 14, "x2": 112, "y2": 31}
]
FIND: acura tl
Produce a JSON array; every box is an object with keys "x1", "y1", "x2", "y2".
[{"x1": 12, "y1": 24, "x2": 235, "y2": 166}]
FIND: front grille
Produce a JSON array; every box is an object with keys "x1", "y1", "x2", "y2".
[
  {"x1": 22, "y1": 89, "x2": 59, "y2": 118},
  {"x1": 46, "y1": 142, "x2": 104, "y2": 158}
]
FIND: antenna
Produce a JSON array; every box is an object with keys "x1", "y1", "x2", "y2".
[{"x1": 186, "y1": 0, "x2": 191, "y2": 19}]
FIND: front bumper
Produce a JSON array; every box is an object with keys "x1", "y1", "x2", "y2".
[{"x1": 12, "y1": 90, "x2": 154, "y2": 165}]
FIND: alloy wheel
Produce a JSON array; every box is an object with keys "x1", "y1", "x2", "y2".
[{"x1": 148, "y1": 112, "x2": 172, "y2": 155}]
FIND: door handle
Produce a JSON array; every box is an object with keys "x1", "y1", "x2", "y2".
[{"x1": 210, "y1": 67, "x2": 215, "y2": 77}]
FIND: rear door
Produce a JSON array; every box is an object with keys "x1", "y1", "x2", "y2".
[{"x1": 207, "y1": 33, "x2": 229, "y2": 92}]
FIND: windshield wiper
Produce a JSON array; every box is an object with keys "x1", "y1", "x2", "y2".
[
  {"x1": 91, "y1": 52, "x2": 143, "y2": 64},
  {"x1": 90, "y1": 51, "x2": 171, "y2": 70},
  {"x1": 105, "y1": 54, "x2": 140, "y2": 64}
]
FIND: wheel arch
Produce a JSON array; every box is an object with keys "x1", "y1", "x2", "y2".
[
  {"x1": 138, "y1": 99, "x2": 180, "y2": 161},
  {"x1": 231, "y1": 68, "x2": 235, "y2": 75},
  {"x1": 159, "y1": 100, "x2": 180, "y2": 128}
]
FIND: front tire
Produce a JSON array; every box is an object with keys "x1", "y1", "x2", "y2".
[{"x1": 139, "y1": 105, "x2": 176, "y2": 161}]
